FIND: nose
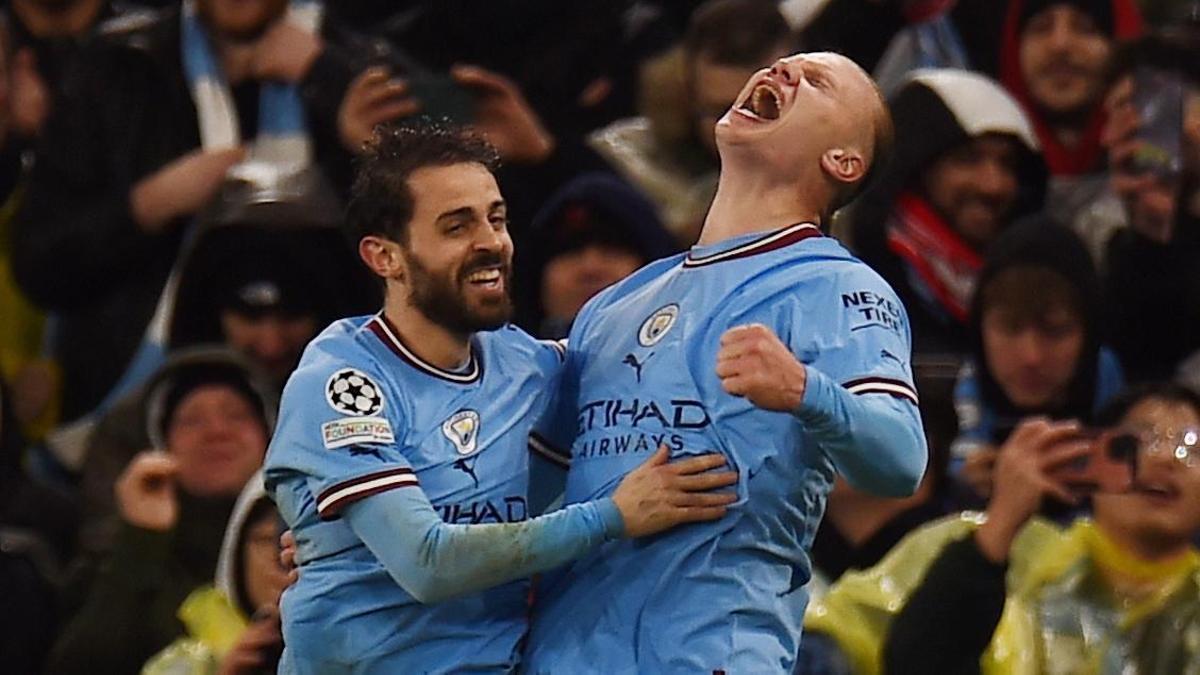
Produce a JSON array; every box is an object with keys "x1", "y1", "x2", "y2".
[
  {"x1": 1015, "y1": 329, "x2": 1046, "y2": 366},
  {"x1": 253, "y1": 321, "x2": 289, "y2": 361},
  {"x1": 769, "y1": 58, "x2": 799, "y2": 85},
  {"x1": 976, "y1": 159, "x2": 1014, "y2": 200},
  {"x1": 473, "y1": 224, "x2": 505, "y2": 252},
  {"x1": 1046, "y1": 14, "x2": 1074, "y2": 52}
]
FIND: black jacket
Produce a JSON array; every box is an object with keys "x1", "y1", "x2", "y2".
[{"x1": 12, "y1": 7, "x2": 361, "y2": 421}]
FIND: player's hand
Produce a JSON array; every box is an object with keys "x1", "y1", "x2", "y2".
[
  {"x1": 130, "y1": 147, "x2": 246, "y2": 232},
  {"x1": 716, "y1": 324, "x2": 806, "y2": 412},
  {"x1": 280, "y1": 530, "x2": 299, "y2": 585},
  {"x1": 451, "y1": 65, "x2": 555, "y2": 164},
  {"x1": 612, "y1": 445, "x2": 737, "y2": 538},
  {"x1": 115, "y1": 451, "x2": 180, "y2": 532},
  {"x1": 338, "y1": 67, "x2": 420, "y2": 153},
  {"x1": 961, "y1": 446, "x2": 999, "y2": 499},
  {"x1": 974, "y1": 419, "x2": 1090, "y2": 562},
  {"x1": 217, "y1": 605, "x2": 283, "y2": 675}
]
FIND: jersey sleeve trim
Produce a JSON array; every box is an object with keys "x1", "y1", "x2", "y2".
[
  {"x1": 316, "y1": 467, "x2": 420, "y2": 521},
  {"x1": 528, "y1": 432, "x2": 571, "y2": 468},
  {"x1": 843, "y1": 376, "x2": 919, "y2": 405}
]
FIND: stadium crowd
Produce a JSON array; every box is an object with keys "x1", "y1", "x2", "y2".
[{"x1": 0, "y1": 0, "x2": 1198, "y2": 672}]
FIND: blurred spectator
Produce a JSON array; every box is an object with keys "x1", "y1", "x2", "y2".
[
  {"x1": 10, "y1": 0, "x2": 409, "y2": 446},
  {"x1": 589, "y1": 0, "x2": 798, "y2": 242},
  {"x1": 0, "y1": 378, "x2": 78, "y2": 673},
  {"x1": 0, "y1": 28, "x2": 58, "y2": 442},
  {"x1": 805, "y1": 381, "x2": 1200, "y2": 675},
  {"x1": 1002, "y1": 0, "x2": 1143, "y2": 224},
  {"x1": 48, "y1": 348, "x2": 273, "y2": 675},
  {"x1": 847, "y1": 69, "x2": 1047, "y2": 357},
  {"x1": 950, "y1": 219, "x2": 1124, "y2": 506},
  {"x1": 516, "y1": 173, "x2": 678, "y2": 339},
  {"x1": 75, "y1": 348, "x2": 275, "y2": 571},
  {"x1": 810, "y1": 467, "x2": 946, "y2": 583},
  {"x1": 2, "y1": 0, "x2": 148, "y2": 142},
  {"x1": 1092, "y1": 30, "x2": 1200, "y2": 382},
  {"x1": 143, "y1": 472, "x2": 288, "y2": 675},
  {"x1": 882, "y1": 382, "x2": 1200, "y2": 674}
]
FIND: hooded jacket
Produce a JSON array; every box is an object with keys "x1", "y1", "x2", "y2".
[
  {"x1": 52, "y1": 348, "x2": 275, "y2": 675},
  {"x1": 850, "y1": 69, "x2": 1047, "y2": 356},
  {"x1": 515, "y1": 172, "x2": 679, "y2": 338},
  {"x1": 949, "y1": 219, "x2": 1124, "y2": 505},
  {"x1": 142, "y1": 472, "x2": 273, "y2": 675}
]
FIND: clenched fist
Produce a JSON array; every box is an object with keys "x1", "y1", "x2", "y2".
[
  {"x1": 115, "y1": 451, "x2": 181, "y2": 532},
  {"x1": 716, "y1": 324, "x2": 807, "y2": 412}
]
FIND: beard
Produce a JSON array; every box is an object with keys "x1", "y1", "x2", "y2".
[{"x1": 404, "y1": 249, "x2": 514, "y2": 336}]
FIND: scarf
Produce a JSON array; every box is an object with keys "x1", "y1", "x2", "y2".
[{"x1": 886, "y1": 191, "x2": 983, "y2": 323}]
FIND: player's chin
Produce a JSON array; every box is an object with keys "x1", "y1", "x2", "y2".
[{"x1": 465, "y1": 300, "x2": 514, "y2": 332}]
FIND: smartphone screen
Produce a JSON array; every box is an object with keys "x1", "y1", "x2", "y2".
[
  {"x1": 1129, "y1": 65, "x2": 1185, "y2": 179},
  {"x1": 1052, "y1": 429, "x2": 1138, "y2": 494}
]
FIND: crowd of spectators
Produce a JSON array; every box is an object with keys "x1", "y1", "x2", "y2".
[{"x1": 0, "y1": 0, "x2": 1198, "y2": 672}]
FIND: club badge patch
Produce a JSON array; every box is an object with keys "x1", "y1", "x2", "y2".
[
  {"x1": 638, "y1": 304, "x2": 679, "y2": 347},
  {"x1": 442, "y1": 410, "x2": 480, "y2": 455},
  {"x1": 326, "y1": 369, "x2": 384, "y2": 416},
  {"x1": 322, "y1": 417, "x2": 394, "y2": 449}
]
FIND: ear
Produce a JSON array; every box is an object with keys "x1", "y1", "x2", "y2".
[
  {"x1": 358, "y1": 236, "x2": 407, "y2": 283},
  {"x1": 820, "y1": 147, "x2": 867, "y2": 187}
]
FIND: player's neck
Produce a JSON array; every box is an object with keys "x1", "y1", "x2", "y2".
[
  {"x1": 698, "y1": 168, "x2": 822, "y2": 246},
  {"x1": 382, "y1": 300, "x2": 473, "y2": 371}
]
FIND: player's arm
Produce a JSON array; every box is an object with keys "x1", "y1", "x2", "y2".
[
  {"x1": 343, "y1": 446, "x2": 735, "y2": 603},
  {"x1": 716, "y1": 324, "x2": 926, "y2": 497}
]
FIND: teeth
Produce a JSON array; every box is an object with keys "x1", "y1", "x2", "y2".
[
  {"x1": 751, "y1": 85, "x2": 780, "y2": 120},
  {"x1": 468, "y1": 269, "x2": 501, "y2": 283}
]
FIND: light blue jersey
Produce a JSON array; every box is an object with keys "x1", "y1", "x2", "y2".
[
  {"x1": 525, "y1": 223, "x2": 926, "y2": 674},
  {"x1": 264, "y1": 314, "x2": 566, "y2": 674}
]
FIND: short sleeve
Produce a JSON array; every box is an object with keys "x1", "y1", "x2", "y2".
[
  {"x1": 264, "y1": 362, "x2": 416, "y2": 521},
  {"x1": 792, "y1": 265, "x2": 919, "y2": 406}
]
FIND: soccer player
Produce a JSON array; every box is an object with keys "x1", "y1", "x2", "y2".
[
  {"x1": 263, "y1": 122, "x2": 737, "y2": 674},
  {"x1": 523, "y1": 52, "x2": 929, "y2": 673}
]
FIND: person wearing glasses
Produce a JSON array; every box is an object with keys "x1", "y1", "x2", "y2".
[{"x1": 803, "y1": 380, "x2": 1200, "y2": 675}]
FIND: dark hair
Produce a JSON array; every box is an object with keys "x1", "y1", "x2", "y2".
[
  {"x1": 344, "y1": 119, "x2": 501, "y2": 246},
  {"x1": 234, "y1": 497, "x2": 280, "y2": 617},
  {"x1": 683, "y1": 0, "x2": 795, "y2": 67},
  {"x1": 1095, "y1": 381, "x2": 1200, "y2": 427}
]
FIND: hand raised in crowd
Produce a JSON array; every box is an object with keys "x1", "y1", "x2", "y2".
[
  {"x1": 10, "y1": 48, "x2": 49, "y2": 138},
  {"x1": 1103, "y1": 75, "x2": 1181, "y2": 244},
  {"x1": 451, "y1": 65, "x2": 555, "y2": 164},
  {"x1": 961, "y1": 446, "x2": 999, "y2": 500},
  {"x1": 251, "y1": 19, "x2": 323, "y2": 84},
  {"x1": 115, "y1": 450, "x2": 181, "y2": 532},
  {"x1": 716, "y1": 324, "x2": 808, "y2": 413},
  {"x1": 612, "y1": 445, "x2": 738, "y2": 537},
  {"x1": 217, "y1": 605, "x2": 283, "y2": 675},
  {"x1": 338, "y1": 67, "x2": 419, "y2": 153},
  {"x1": 130, "y1": 147, "x2": 246, "y2": 232},
  {"x1": 973, "y1": 419, "x2": 1091, "y2": 563}
]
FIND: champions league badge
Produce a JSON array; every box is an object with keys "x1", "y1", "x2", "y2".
[
  {"x1": 326, "y1": 369, "x2": 385, "y2": 416},
  {"x1": 442, "y1": 410, "x2": 481, "y2": 455},
  {"x1": 638, "y1": 304, "x2": 679, "y2": 347}
]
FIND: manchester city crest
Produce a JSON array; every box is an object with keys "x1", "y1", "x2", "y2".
[
  {"x1": 638, "y1": 304, "x2": 679, "y2": 347},
  {"x1": 442, "y1": 410, "x2": 481, "y2": 455}
]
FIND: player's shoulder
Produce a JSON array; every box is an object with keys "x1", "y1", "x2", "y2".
[
  {"x1": 776, "y1": 236, "x2": 901, "y2": 298},
  {"x1": 576, "y1": 253, "x2": 686, "y2": 327},
  {"x1": 282, "y1": 316, "x2": 394, "y2": 407},
  {"x1": 479, "y1": 324, "x2": 568, "y2": 368}
]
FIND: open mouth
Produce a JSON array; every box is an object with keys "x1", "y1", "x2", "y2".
[
  {"x1": 738, "y1": 82, "x2": 782, "y2": 121},
  {"x1": 465, "y1": 266, "x2": 504, "y2": 290}
]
